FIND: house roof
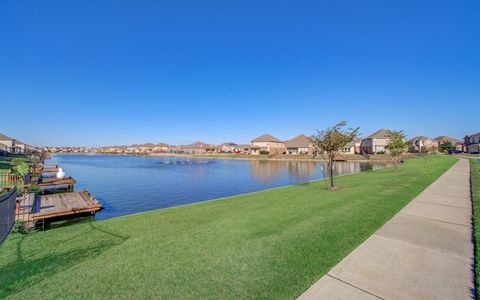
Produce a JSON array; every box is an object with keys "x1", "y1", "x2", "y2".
[
  {"x1": 183, "y1": 141, "x2": 215, "y2": 149},
  {"x1": 155, "y1": 143, "x2": 170, "y2": 147},
  {"x1": 284, "y1": 134, "x2": 311, "y2": 148},
  {"x1": 0, "y1": 133, "x2": 27, "y2": 146},
  {"x1": 0, "y1": 133, "x2": 13, "y2": 141},
  {"x1": 433, "y1": 136, "x2": 462, "y2": 144},
  {"x1": 468, "y1": 132, "x2": 480, "y2": 137},
  {"x1": 219, "y1": 142, "x2": 238, "y2": 147},
  {"x1": 251, "y1": 134, "x2": 282, "y2": 143},
  {"x1": 236, "y1": 144, "x2": 251, "y2": 148},
  {"x1": 365, "y1": 129, "x2": 389, "y2": 139},
  {"x1": 407, "y1": 136, "x2": 432, "y2": 143},
  {"x1": 344, "y1": 139, "x2": 362, "y2": 147}
]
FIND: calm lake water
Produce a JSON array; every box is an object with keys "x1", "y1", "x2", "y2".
[{"x1": 48, "y1": 154, "x2": 389, "y2": 220}]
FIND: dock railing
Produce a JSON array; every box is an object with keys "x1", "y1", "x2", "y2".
[{"x1": 0, "y1": 187, "x2": 17, "y2": 245}]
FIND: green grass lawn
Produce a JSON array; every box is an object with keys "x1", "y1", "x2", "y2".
[
  {"x1": 471, "y1": 159, "x2": 480, "y2": 299},
  {"x1": 0, "y1": 156, "x2": 457, "y2": 299}
]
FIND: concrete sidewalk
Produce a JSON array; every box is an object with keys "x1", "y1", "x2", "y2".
[{"x1": 299, "y1": 159, "x2": 474, "y2": 300}]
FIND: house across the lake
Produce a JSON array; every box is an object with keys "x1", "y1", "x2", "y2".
[
  {"x1": 464, "y1": 132, "x2": 480, "y2": 154},
  {"x1": 407, "y1": 136, "x2": 439, "y2": 152},
  {"x1": 250, "y1": 134, "x2": 286, "y2": 155},
  {"x1": 182, "y1": 141, "x2": 216, "y2": 154},
  {"x1": 434, "y1": 136, "x2": 463, "y2": 152},
  {"x1": 360, "y1": 129, "x2": 390, "y2": 154},
  {"x1": 341, "y1": 139, "x2": 362, "y2": 154},
  {"x1": 284, "y1": 134, "x2": 314, "y2": 155},
  {"x1": 233, "y1": 144, "x2": 251, "y2": 154},
  {"x1": 152, "y1": 143, "x2": 170, "y2": 153},
  {"x1": 217, "y1": 142, "x2": 238, "y2": 153}
]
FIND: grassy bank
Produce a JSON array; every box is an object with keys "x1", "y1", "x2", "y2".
[
  {"x1": 471, "y1": 159, "x2": 480, "y2": 298},
  {"x1": 0, "y1": 156, "x2": 456, "y2": 299}
]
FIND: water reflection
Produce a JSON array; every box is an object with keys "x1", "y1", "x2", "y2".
[
  {"x1": 249, "y1": 160, "x2": 387, "y2": 183},
  {"x1": 249, "y1": 160, "x2": 318, "y2": 182}
]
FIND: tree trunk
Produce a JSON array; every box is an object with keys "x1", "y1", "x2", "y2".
[{"x1": 329, "y1": 158, "x2": 335, "y2": 189}]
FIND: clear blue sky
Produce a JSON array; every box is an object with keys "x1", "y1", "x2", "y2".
[{"x1": 1, "y1": 0, "x2": 479, "y2": 147}]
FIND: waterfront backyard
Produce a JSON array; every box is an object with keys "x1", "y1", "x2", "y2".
[{"x1": 0, "y1": 156, "x2": 457, "y2": 299}]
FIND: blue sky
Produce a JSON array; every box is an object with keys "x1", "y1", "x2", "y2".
[{"x1": 1, "y1": 0, "x2": 479, "y2": 146}]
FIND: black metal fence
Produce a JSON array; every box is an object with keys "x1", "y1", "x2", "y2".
[{"x1": 0, "y1": 188, "x2": 17, "y2": 245}]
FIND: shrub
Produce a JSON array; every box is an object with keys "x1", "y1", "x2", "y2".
[
  {"x1": 259, "y1": 150, "x2": 270, "y2": 155},
  {"x1": 13, "y1": 221, "x2": 28, "y2": 233}
]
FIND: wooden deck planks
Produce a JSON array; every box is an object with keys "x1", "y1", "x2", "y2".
[
  {"x1": 33, "y1": 176, "x2": 77, "y2": 188},
  {"x1": 34, "y1": 167, "x2": 60, "y2": 173},
  {"x1": 16, "y1": 190, "x2": 102, "y2": 221},
  {"x1": 16, "y1": 162, "x2": 101, "y2": 226}
]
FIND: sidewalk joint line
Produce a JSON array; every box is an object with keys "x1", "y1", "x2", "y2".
[
  {"x1": 399, "y1": 212, "x2": 468, "y2": 227},
  {"x1": 326, "y1": 274, "x2": 385, "y2": 300},
  {"x1": 373, "y1": 232, "x2": 471, "y2": 260},
  {"x1": 420, "y1": 192, "x2": 469, "y2": 200},
  {"x1": 415, "y1": 200, "x2": 469, "y2": 209}
]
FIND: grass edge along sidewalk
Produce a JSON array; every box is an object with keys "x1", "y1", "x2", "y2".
[
  {"x1": 471, "y1": 159, "x2": 480, "y2": 299},
  {"x1": 0, "y1": 156, "x2": 457, "y2": 299}
]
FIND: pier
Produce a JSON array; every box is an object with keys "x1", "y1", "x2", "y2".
[
  {"x1": 16, "y1": 190, "x2": 102, "y2": 227},
  {"x1": 33, "y1": 162, "x2": 60, "y2": 173},
  {"x1": 14, "y1": 161, "x2": 103, "y2": 229},
  {"x1": 30, "y1": 176, "x2": 77, "y2": 190}
]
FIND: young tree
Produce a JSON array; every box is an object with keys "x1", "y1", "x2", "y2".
[
  {"x1": 310, "y1": 121, "x2": 359, "y2": 190},
  {"x1": 439, "y1": 140, "x2": 454, "y2": 153},
  {"x1": 10, "y1": 159, "x2": 29, "y2": 190},
  {"x1": 385, "y1": 130, "x2": 407, "y2": 172}
]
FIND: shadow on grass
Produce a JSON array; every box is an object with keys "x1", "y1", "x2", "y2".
[{"x1": 0, "y1": 222, "x2": 128, "y2": 298}]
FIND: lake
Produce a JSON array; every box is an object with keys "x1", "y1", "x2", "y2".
[{"x1": 48, "y1": 154, "x2": 389, "y2": 220}]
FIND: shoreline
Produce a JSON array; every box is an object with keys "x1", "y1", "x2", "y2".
[{"x1": 50, "y1": 152, "x2": 417, "y2": 163}]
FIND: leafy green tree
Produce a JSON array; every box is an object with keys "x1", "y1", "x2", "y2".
[
  {"x1": 385, "y1": 130, "x2": 407, "y2": 172},
  {"x1": 439, "y1": 140, "x2": 454, "y2": 153},
  {"x1": 10, "y1": 163, "x2": 28, "y2": 178},
  {"x1": 310, "y1": 121, "x2": 359, "y2": 190},
  {"x1": 10, "y1": 159, "x2": 29, "y2": 191}
]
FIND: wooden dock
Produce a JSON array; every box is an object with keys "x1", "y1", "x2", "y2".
[
  {"x1": 37, "y1": 168, "x2": 60, "y2": 173},
  {"x1": 30, "y1": 176, "x2": 77, "y2": 190},
  {"x1": 33, "y1": 162, "x2": 60, "y2": 173},
  {"x1": 16, "y1": 190, "x2": 102, "y2": 224}
]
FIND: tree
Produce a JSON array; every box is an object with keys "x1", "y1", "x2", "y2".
[
  {"x1": 385, "y1": 130, "x2": 407, "y2": 172},
  {"x1": 310, "y1": 121, "x2": 359, "y2": 190},
  {"x1": 10, "y1": 159, "x2": 28, "y2": 177},
  {"x1": 10, "y1": 159, "x2": 29, "y2": 191},
  {"x1": 439, "y1": 140, "x2": 454, "y2": 153}
]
